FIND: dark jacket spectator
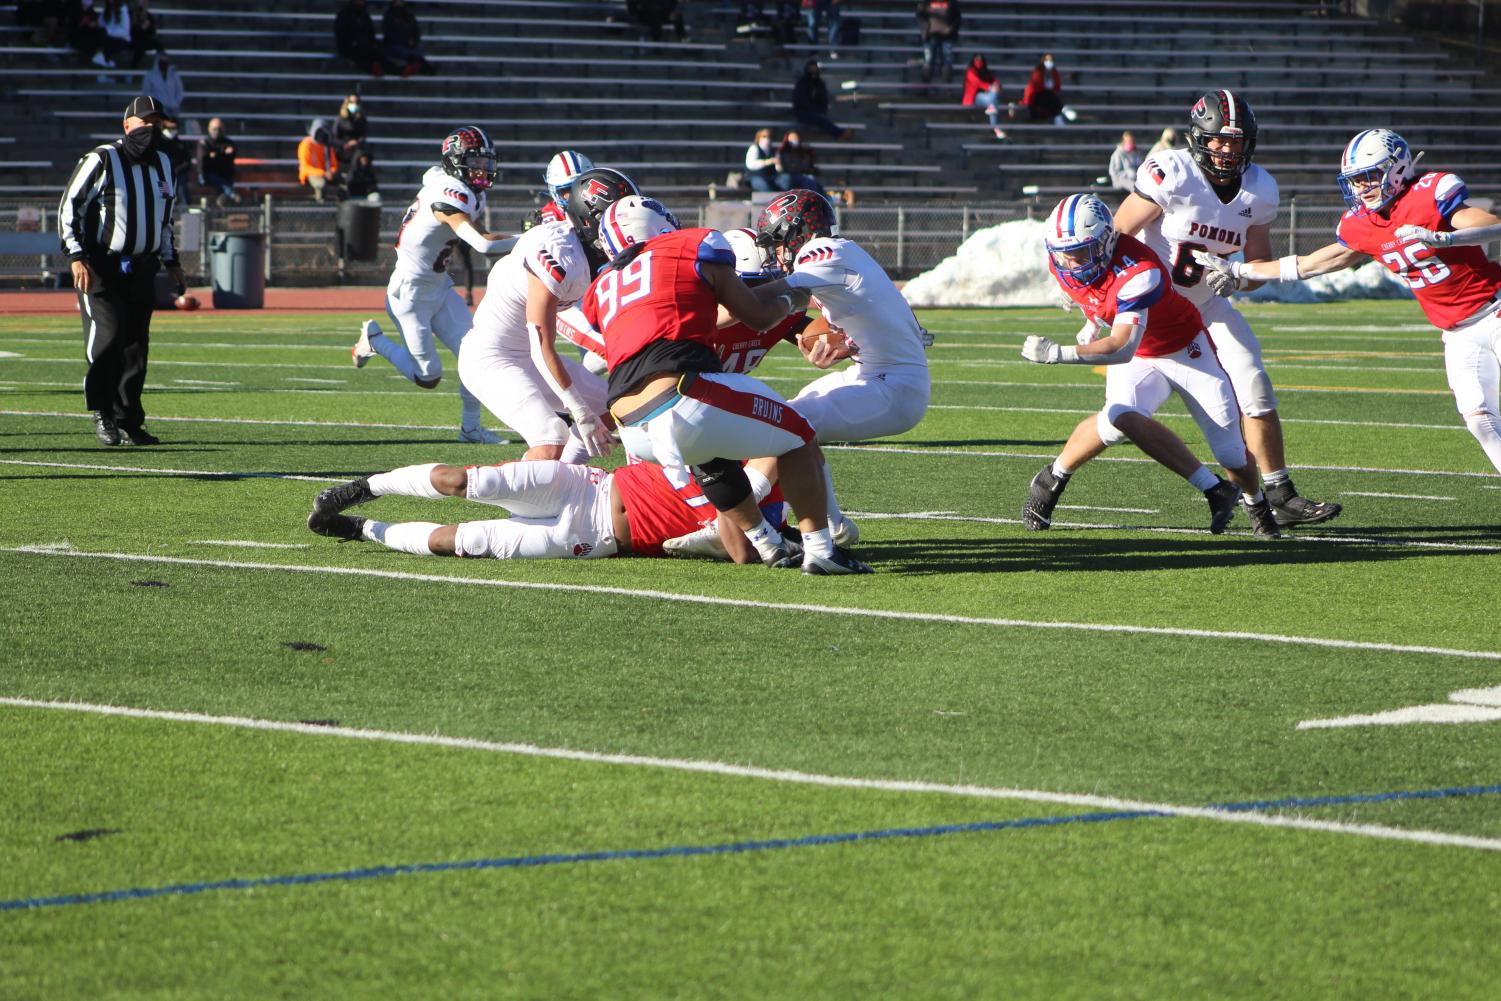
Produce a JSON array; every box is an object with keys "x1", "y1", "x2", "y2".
[
  {"x1": 129, "y1": 0, "x2": 159, "y2": 67},
  {"x1": 67, "y1": 0, "x2": 110, "y2": 66},
  {"x1": 791, "y1": 59, "x2": 847, "y2": 141},
  {"x1": 99, "y1": 0, "x2": 131, "y2": 65},
  {"x1": 196, "y1": 117, "x2": 237, "y2": 204},
  {"x1": 334, "y1": 94, "x2": 368, "y2": 155},
  {"x1": 962, "y1": 54, "x2": 1005, "y2": 138},
  {"x1": 915, "y1": 0, "x2": 960, "y2": 84},
  {"x1": 776, "y1": 130, "x2": 824, "y2": 195},
  {"x1": 626, "y1": 0, "x2": 685, "y2": 42},
  {"x1": 1020, "y1": 53, "x2": 1065, "y2": 123},
  {"x1": 335, "y1": 0, "x2": 388, "y2": 77},
  {"x1": 383, "y1": 0, "x2": 433, "y2": 75},
  {"x1": 346, "y1": 149, "x2": 380, "y2": 200}
]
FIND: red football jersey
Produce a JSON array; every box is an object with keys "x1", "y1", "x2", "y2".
[
  {"x1": 1050, "y1": 234, "x2": 1203, "y2": 357},
  {"x1": 580, "y1": 227, "x2": 737, "y2": 371},
  {"x1": 540, "y1": 200, "x2": 567, "y2": 223},
  {"x1": 706, "y1": 312, "x2": 808, "y2": 374},
  {"x1": 1336, "y1": 172, "x2": 1501, "y2": 330},
  {"x1": 613, "y1": 461, "x2": 714, "y2": 556}
]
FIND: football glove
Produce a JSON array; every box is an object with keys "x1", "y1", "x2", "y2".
[
  {"x1": 918, "y1": 325, "x2": 935, "y2": 349},
  {"x1": 1075, "y1": 320, "x2": 1100, "y2": 346},
  {"x1": 570, "y1": 409, "x2": 615, "y2": 458},
  {"x1": 1022, "y1": 335, "x2": 1062, "y2": 364},
  {"x1": 1394, "y1": 224, "x2": 1452, "y2": 249},
  {"x1": 1191, "y1": 250, "x2": 1250, "y2": 297}
]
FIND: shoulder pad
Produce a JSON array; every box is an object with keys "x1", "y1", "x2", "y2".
[{"x1": 794, "y1": 237, "x2": 840, "y2": 269}]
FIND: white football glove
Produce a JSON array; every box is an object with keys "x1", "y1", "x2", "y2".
[
  {"x1": 918, "y1": 325, "x2": 935, "y2": 349},
  {"x1": 1191, "y1": 250, "x2": 1250, "y2": 298},
  {"x1": 1394, "y1": 224, "x2": 1452, "y2": 249},
  {"x1": 570, "y1": 409, "x2": 615, "y2": 459},
  {"x1": 1075, "y1": 320, "x2": 1100, "y2": 346},
  {"x1": 1022, "y1": 334, "x2": 1062, "y2": 364}
]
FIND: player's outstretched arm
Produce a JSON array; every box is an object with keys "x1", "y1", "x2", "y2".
[
  {"x1": 702, "y1": 262, "x2": 807, "y2": 331},
  {"x1": 1194, "y1": 241, "x2": 1363, "y2": 286},
  {"x1": 436, "y1": 208, "x2": 516, "y2": 255},
  {"x1": 1396, "y1": 206, "x2": 1501, "y2": 251}
]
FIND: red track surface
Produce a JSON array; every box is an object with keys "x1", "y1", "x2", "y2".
[{"x1": 0, "y1": 286, "x2": 387, "y2": 316}]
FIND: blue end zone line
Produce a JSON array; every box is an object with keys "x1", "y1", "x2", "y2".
[{"x1": 5, "y1": 783, "x2": 1500, "y2": 914}]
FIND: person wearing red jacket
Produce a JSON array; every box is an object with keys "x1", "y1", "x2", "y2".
[
  {"x1": 962, "y1": 54, "x2": 1005, "y2": 139},
  {"x1": 1020, "y1": 53, "x2": 1065, "y2": 124}
]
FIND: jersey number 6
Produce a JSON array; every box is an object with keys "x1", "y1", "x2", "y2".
[{"x1": 594, "y1": 252, "x2": 654, "y2": 328}]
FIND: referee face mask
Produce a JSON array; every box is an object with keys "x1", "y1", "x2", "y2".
[{"x1": 121, "y1": 120, "x2": 163, "y2": 164}]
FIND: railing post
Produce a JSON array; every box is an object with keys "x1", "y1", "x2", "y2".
[
  {"x1": 263, "y1": 193, "x2": 274, "y2": 286},
  {"x1": 896, "y1": 205, "x2": 905, "y2": 272},
  {"x1": 1287, "y1": 197, "x2": 1298, "y2": 256},
  {"x1": 961, "y1": 204, "x2": 970, "y2": 245}
]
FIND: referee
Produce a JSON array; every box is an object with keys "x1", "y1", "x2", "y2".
[{"x1": 59, "y1": 95, "x2": 186, "y2": 446}]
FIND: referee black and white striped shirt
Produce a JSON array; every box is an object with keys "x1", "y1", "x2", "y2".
[{"x1": 59, "y1": 113, "x2": 179, "y2": 267}]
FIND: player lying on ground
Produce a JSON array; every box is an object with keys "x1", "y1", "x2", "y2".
[
  {"x1": 1020, "y1": 193, "x2": 1280, "y2": 538},
  {"x1": 1195, "y1": 128, "x2": 1501, "y2": 475},
  {"x1": 306, "y1": 459, "x2": 782, "y2": 563},
  {"x1": 1113, "y1": 88, "x2": 1339, "y2": 527}
]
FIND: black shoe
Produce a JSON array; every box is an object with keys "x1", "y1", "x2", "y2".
[
  {"x1": 118, "y1": 425, "x2": 160, "y2": 446},
  {"x1": 307, "y1": 510, "x2": 366, "y2": 541},
  {"x1": 1205, "y1": 478, "x2": 1240, "y2": 535},
  {"x1": 314, "y1": 476, "x2": 375, "y2": 515},
  {"x1": 763, "y1": 544, "x2": 800, "y2": 568},
  {"x1": 802, "y1": 549, "x2": 874, "y2": 575},
  {"x1": 93, "y1": 412, "x2": 121, "y2": 446},
  {"x1": 1243, "y1": 496, "x2": 1283, "y2": 539},
  {"x1": 1022, "y1": 463, "x2": 1067, "y2": 531},
  {"x1": 1266, "y1": 480, "x2": 1342, "y2": 527}
]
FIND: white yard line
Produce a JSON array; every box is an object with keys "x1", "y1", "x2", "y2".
[
  {"x1": 0, "y1": 460, "x2": 344, "y2": 483},
  {"x1": 1342, "y1": 491, "x2": 1458, "y2": 501},
  {"x1": 924, "y1": 404, "x2": 1464, "y2": 433},
  {"x1": 9, "y1": 544, "x2": 1501, "y2": 661},
  {"x1": 172, "y1": 379, "x2": 240, "y2": 387},
  {"x1": 2, "y1": 695, "x2": 1498, "y2": 853},
  {"x1": 189, "y1": 540, "x2": 311, "y2": 549},
  {"x1": 1056, "y1": 504, "x2": 1159, "y2": 514},
  {"x1": 284, "y1": 377, "x2": 348, "y2": 385},
  {"x1": 0, "y1": 409, "x2": 454, "y2": 432}
]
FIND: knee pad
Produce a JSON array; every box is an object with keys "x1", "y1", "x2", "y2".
[
  {"x1": 1239, "y1": 369, "x2": 1277, "y2": 417},
  {"x1": 1096, "y1": 404, "x2": 1135, "y2": 447},
  {"x1": 453, "y1": 522, "x2": 494, "y2": 558},
  {"x1": 415, "y1": 375, "x2": 442, "y2": 389},
  {"x1": 692, "y1": 458, "x2": 753, "y2": 511}
]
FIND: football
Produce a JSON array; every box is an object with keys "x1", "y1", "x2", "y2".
[{"x1": 175, "y1": 293, "x2": 200, "y2": 311}]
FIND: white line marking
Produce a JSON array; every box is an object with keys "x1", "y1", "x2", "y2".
[
  {"x1": 0, "y1": 350, "x2": 22, "y2": 358},
  {"x1": 1342, "y1": 491, "x2": 1457, "y2": 501},
  {"x1": 0, "y1": 460, "x2": 344, "y2": 483},
  {"x1": 285, "y1": 378, "x2": 347, "y2": 385},
  {"x1": 3, "y1": 696, "x2": 1498, "y2": 853},
  {"x1": 1298, "y1": 685, "x2": 1501, "y2": 729},
  {"x1": 189, "y1": 540, "x2": 311, "y2": 549},
  {"x1": 1057, "y1": 504, "x2": 1159, "y2": 514},
  {"x1": 926, "y1": 404, "x2": 1464, "y2": 433},
  {"x1": 10, "y1": 545, "x2": 1501, "y2": 662},
  {"x1": 172, "y1": 379, "x2": 240, "y2": 387},
  {"x1": 0, "y1": 410, "x2": 456, "y2": 433}
]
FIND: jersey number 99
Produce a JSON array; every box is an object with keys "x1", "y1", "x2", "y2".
[{"x1": 593, "y1": 253, "x2": 654, "y2": 328}]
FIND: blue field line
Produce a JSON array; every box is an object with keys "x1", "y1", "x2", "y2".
[{"x1": 5, "y1": 783, "x2": 1500, "y2": 914}]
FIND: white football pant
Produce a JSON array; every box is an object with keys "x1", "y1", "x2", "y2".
[
  {"x1": 454, "y1": 460, "x2": 618, "y2": 559},
  {"x1": 1096, "y1": 337, "x2": 1250, "y2": 470}
]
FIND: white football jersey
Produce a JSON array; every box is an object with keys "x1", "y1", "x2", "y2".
[
  {"x1": 392, "y1": 167, "x2": 486, "y2": 283},
  {"x1": 1131, "y1": 148, "x2": 1278, "y2": 308},
  {"x1": 784, "y1": 237, "x2": 928, "y2": 372},
  {"x1": 472, "y1": 220, "x2": 593, "y2": 351}
]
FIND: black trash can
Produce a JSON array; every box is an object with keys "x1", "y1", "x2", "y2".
[
  {"x1": 338, "y1": 201, "x2": 382, "y2": 262},
  {"x1": 209, "y1": 232, "x2": 266, "y2": 309}
]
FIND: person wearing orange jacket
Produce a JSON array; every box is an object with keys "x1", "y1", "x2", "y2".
[{"x1": 297, "y1": 118, "x2": 341, "y2": 202}]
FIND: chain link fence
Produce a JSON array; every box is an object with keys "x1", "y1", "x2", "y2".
[{"x1": 0, "y1": 194, "x2": 1401, "y2": 289}]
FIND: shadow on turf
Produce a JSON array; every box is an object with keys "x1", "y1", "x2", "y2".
[
  {"x1": 856, "y1": 531, "x2": 1501, "y2": 575},
  {"x1": 842, "y1": 438, "x2": 1066, "y2": 449}
]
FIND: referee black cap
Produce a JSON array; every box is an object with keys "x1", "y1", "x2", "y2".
[{"x1": 123, "y1": 95, "x2": 166, "y2": 120}]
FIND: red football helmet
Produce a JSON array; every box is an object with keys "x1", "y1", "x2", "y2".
[
  {"x1": 440, "y1": 126, "x2": 498, "y2": 190},
  {"x1": 754, "y1": 189, "x2": 836, "y2": 267}
]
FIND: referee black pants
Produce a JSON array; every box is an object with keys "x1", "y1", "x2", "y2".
[{"x1": 78, "y1": 257, "x2": 158, "y2": 429}]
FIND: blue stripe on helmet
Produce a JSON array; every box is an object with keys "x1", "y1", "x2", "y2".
[{"x1": 1065, "y1": 194, "x2": 1079, "y2": 237}]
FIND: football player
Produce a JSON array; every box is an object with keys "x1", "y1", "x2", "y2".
[
  {"x1": 583, "y1": 195, "x2": 871, "y2": 574},
  {"x1": 351, "y1": 127, "x2": 515, "y2": 443},
  {"x1": 1021, "y1": 194, "x2": 1281, "y2": 538},
  {"x1": 1112, "y1": 90, "x2": 1340, "y2": 528},
  {"x1": 1196, "y1": 128, "x2": 1501, "y2": 474},
  {"x1": 305, "y1": 458, "x2": 766, "y2": 563},
  {"x1": 753, "y1": 189, "x2": 934, "y2": 546},
  {"x1": 526, "y1": 149, "x2": 595, "y2": 230},
  {"x1": 456, "y1": 166, "x2": 637, "y2": 462}
]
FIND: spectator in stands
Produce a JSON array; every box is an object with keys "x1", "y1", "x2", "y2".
[
  {"x1": 776, "y1": 130, "x2": 824, "y2": 195},
  {"x1": 804, "y1": 0, "x2": 842, "y2": 60},
  {"x1": 18, "y1": 0, "x2": 65, "y2": 46},
  {"x1": 98, "y1": 0, "x2": 132, "y2": 66},
  {"x1": 140, "y1": 50, "x2": 184, "y2": 120},
  {"x1": 1148, "y1": 126, "x2": 1180, "y2": 154},
  {"x1": 1017, "y1": 53, "x2": 1067, "y2": 125},
  {"x1": 1108, "y1": 130, "x2": 1143, "y2": 191},
  {"x1": 961, "y1": 54, "x2": 1005, "y2": 140},
  {"x1": 335, "y1": 0, "x2": 389, "y2": 77},
  {"x1": 129, "y1": 0, "x2": 158, "y2": 66},
  {"x1": 196, "y1": 117, "x2": 238, "y2": 206},
  {"x1": 915, "y1": 0, "x2": 960, "y2": 85},
  {"x1": 67, "y1": 0, "x2": 111, "y2": 67},
  {"x1": 159, "y1": 119, "x2": 192, "y2": 195},
  {"x1": 298, "y1": 118, "x2": 342, "y2": 202},
  {"x1": 335, "y1": 94, "x2": 368, "y2": 157},
  {"x1": 383, "y1": 0, "x2": 433, "y2": 76},
  {"x1": 626, "y1": 0, "x2": 686, "y2": 42},
  {"x1": 744, "y1": 127, "x2": 780, "y2": 193},
  {"x1": 791, "y1": 59, "x2": 849, "y2": 141},
  {"x1": 346, "y1": 148, "x2": 380, "y2": 200}
]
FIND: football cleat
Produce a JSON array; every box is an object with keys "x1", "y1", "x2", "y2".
[
  {"x1": 1021, "y1": 463, "x2": 1067, "y2": 531},
  {"x1": 802, "y1": 549, "x2": 874, "y2": 575},
  {"x1": 1242, "y1": 496, "x2": 1283, "y2": 539},
  {"x1": 1266, "y1": 481, "x2": 1342, "y2": 528},
  {"x1": 831, "y1": 516, "x2": 860, "y2": 548},
  {"x1": 118, "y1": 425, "x2": 160, "y2": 446},
  {"x1": 1205, "y1": 478, "x2": 1240, "y2": 535},
  {"x1": 764, "y1": 544, "x2": 801, "y2": 569},
  {"x1": 353, "y1": 320, "x2": 378, "y2": 368},
  {"x1": 307, "y1": 510, "x2": 366, "y2": 541},
  {"x1": 313, "y1": 476, "x2": 375, "y2": 516},
  {"x1": 663, "y1": 521, "x2": 729, "y2": 561},
  {"x1": 93, "y1": 412, "x2": 121, "y2": 446},
  {"x1": 458, "y1": 425, "x2": 508, "y2": 444}
]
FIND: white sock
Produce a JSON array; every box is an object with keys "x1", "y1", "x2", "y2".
[
  {"x1": 370, "y1": 332, "x2": 424, "y2": 382},
  {"x1": 363, "y1": 520, "x2": 440, "y2": 556},
  {"x1": 746, "y1": 467, "x2": 773, "y2": 503},
  {"x1": 1188, "y1": 466, "x2": 1219, "y2": 492},
  {"x1": 743, "y1": 518, "x2": 785, "y2": 560},
  {"x1": 1051, "y1": 459, "x2": 1074, "y2": 480},
  {"x1": 1263, "y1": 467, "x2": 1291, "y2": 488},
  {"x1": 820, "y1": 459, "x2": 845, "y2": 526},
  {"x1": 559, "y1": 430, "x2": 590, "y2": 465},
  {"x1": 1465, "y1": 411, "x2": 1501, "y2": 473},
  {"x1": 802, "y1": 527, "x2": 834, "y2": 559},
  {"x1": 368, "y1": 463, "x2": 446, "y2": 499},
  {"x1": 1243, "y1": 489, "x2": 1265, "y2": 504}
]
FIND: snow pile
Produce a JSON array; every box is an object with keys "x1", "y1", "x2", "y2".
[{"x1": 901, "y1": 219, "x2": 1415, "y2": 308}]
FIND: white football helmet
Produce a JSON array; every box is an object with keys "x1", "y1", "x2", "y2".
[
  {"x1": 544, "y1": 150, "x2": 595, "y2": 204},
  {"x1": 723, "y1": 227, "x2": 782, "y2": 284},
  {"x1": 1045, "y1": 194, "x2": 1118, "y2": 288},
  {"x1": 598, "y1": 195, "x2": 680, "y2": 259},
  {"x1": 1338, "y1": 129, "x2": 1418, "y2": 214}
]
